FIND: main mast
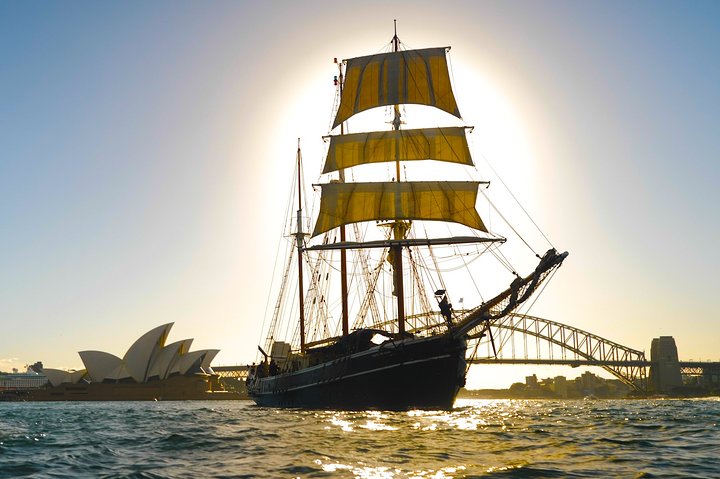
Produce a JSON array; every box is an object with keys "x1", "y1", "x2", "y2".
[
  {"x1": 391, "y1": 20, "x2": 406, "y2": 335},
  {"x1": 336, "y1": 59, "x2": 350, "y2": 337},
  {"x1": 318, "y1": 24, "x2": 487, "y2": 338}
]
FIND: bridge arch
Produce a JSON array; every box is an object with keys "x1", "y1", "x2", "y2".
[{"x1": 469, "y1": 313, "x2": 648, "y2": 391}]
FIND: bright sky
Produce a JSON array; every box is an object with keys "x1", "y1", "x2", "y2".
[{"x1": 1, "y1": 1, "x2": 718, "y2": 388}]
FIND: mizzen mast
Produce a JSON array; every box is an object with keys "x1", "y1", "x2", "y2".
[{"x1": 295, "y1": 139, "x2": 307, "y2": 351}]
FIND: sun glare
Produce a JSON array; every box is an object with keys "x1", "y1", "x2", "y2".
[{"x1": 452, "y1": 62, "x2": 537, "y2": 203}]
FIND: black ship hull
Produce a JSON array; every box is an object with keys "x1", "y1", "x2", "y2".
[{"x1": 247, "y1": 333, "x2": 467, "y2": 410}]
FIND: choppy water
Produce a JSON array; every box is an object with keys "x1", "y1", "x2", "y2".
[{"x1": 1, "y1": 398, "x2": 718, "y2": 478}]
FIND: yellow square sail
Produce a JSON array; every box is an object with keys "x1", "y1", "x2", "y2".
[
  {"x1": 333, "y1": 47, "x2": 461, "y2": 129},
  {"x1": 323, "y1": 127, "x2": 473, "y2": 174},
  {"x1": 312, "y1": 181, "x2": 487, "y2": 237}
]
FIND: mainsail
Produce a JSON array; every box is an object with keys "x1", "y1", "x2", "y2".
[
  {"x1": 333, "y1": 47, "x2": 461, "y2": 128},
  {"x1": 323, "y1": 127, "x2": 473, "y2": 174},
  {"x1": 312, "y1": 181, "x2": 487, "y2": 237}
]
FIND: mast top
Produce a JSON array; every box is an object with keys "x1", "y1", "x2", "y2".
[{"x1": 392, "y1": 20, "x2": 399, "y2": 52}]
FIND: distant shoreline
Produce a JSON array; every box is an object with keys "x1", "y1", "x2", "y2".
[{"x1": 458, "y1": 387, "x2": 719, "y2": 400}]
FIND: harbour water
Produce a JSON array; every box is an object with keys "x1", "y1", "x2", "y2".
[{"x1": 1, "y1": 398, "x2": 718, "y2": 478}]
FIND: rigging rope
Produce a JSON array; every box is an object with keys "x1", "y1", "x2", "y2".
[
  {"x1": 259, "y1": 156, "x2": 309, "y2": 357},
  {"x1": 476, "y1": 149, "x2": 555, "y2": 251},
  {"x1": 489, "y1": 247, "x2": 516, "y2": 275},
  {"x1": 479, "y1": 188, "x2": 538, "y2": 257}
]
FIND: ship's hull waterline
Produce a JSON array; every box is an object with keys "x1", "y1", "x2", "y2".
[{"x1": 248, "y1": 334, "x2": 467, "y2": 410}]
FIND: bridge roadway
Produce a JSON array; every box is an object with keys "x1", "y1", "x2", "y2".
[
  {"x1": 470, "y1": 358, "x2": 718, "y2": 376},
  {"x1": 212, "y1": 365, "x2": 249, "y2": 379},
  {"x1": 470, "y1": 358, "x2": 651, "y2": 367}
]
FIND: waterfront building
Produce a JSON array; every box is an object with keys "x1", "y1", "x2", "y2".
[
  {"x1": 0, "y1": 370, "x2": 48, "y2": 390},
  {"x1": 553, "y1": 376, "x2": 568, "y2": 398}
]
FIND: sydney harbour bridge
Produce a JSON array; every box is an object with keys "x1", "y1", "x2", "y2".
[
  {"x1": 215, "y1": 313, "x2": 719, "y2": 394},
  {"x1": 466, "y1": 313, "x2": 719, "y2": 393}
]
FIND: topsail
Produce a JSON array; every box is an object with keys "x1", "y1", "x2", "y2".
[{"x1": 333, "y1": 47, "x2": 461, "y2": 129}]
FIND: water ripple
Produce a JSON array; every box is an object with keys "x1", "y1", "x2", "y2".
[{"x1": 0, "y1": 399, "x2": 718, "y2": 478}]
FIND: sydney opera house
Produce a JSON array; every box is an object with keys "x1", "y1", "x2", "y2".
[{"x1": 29, "y1": 323, "x2": 241, "y2": 400}]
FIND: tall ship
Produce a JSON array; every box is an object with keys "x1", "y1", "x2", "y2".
[{"x1": 246, "y1": 25, "x2": 568, "y2": 410}]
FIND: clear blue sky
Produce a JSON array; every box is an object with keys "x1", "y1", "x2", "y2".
[{"x1": 1, "y1": 1, "x2": 718, "y2": 386}]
